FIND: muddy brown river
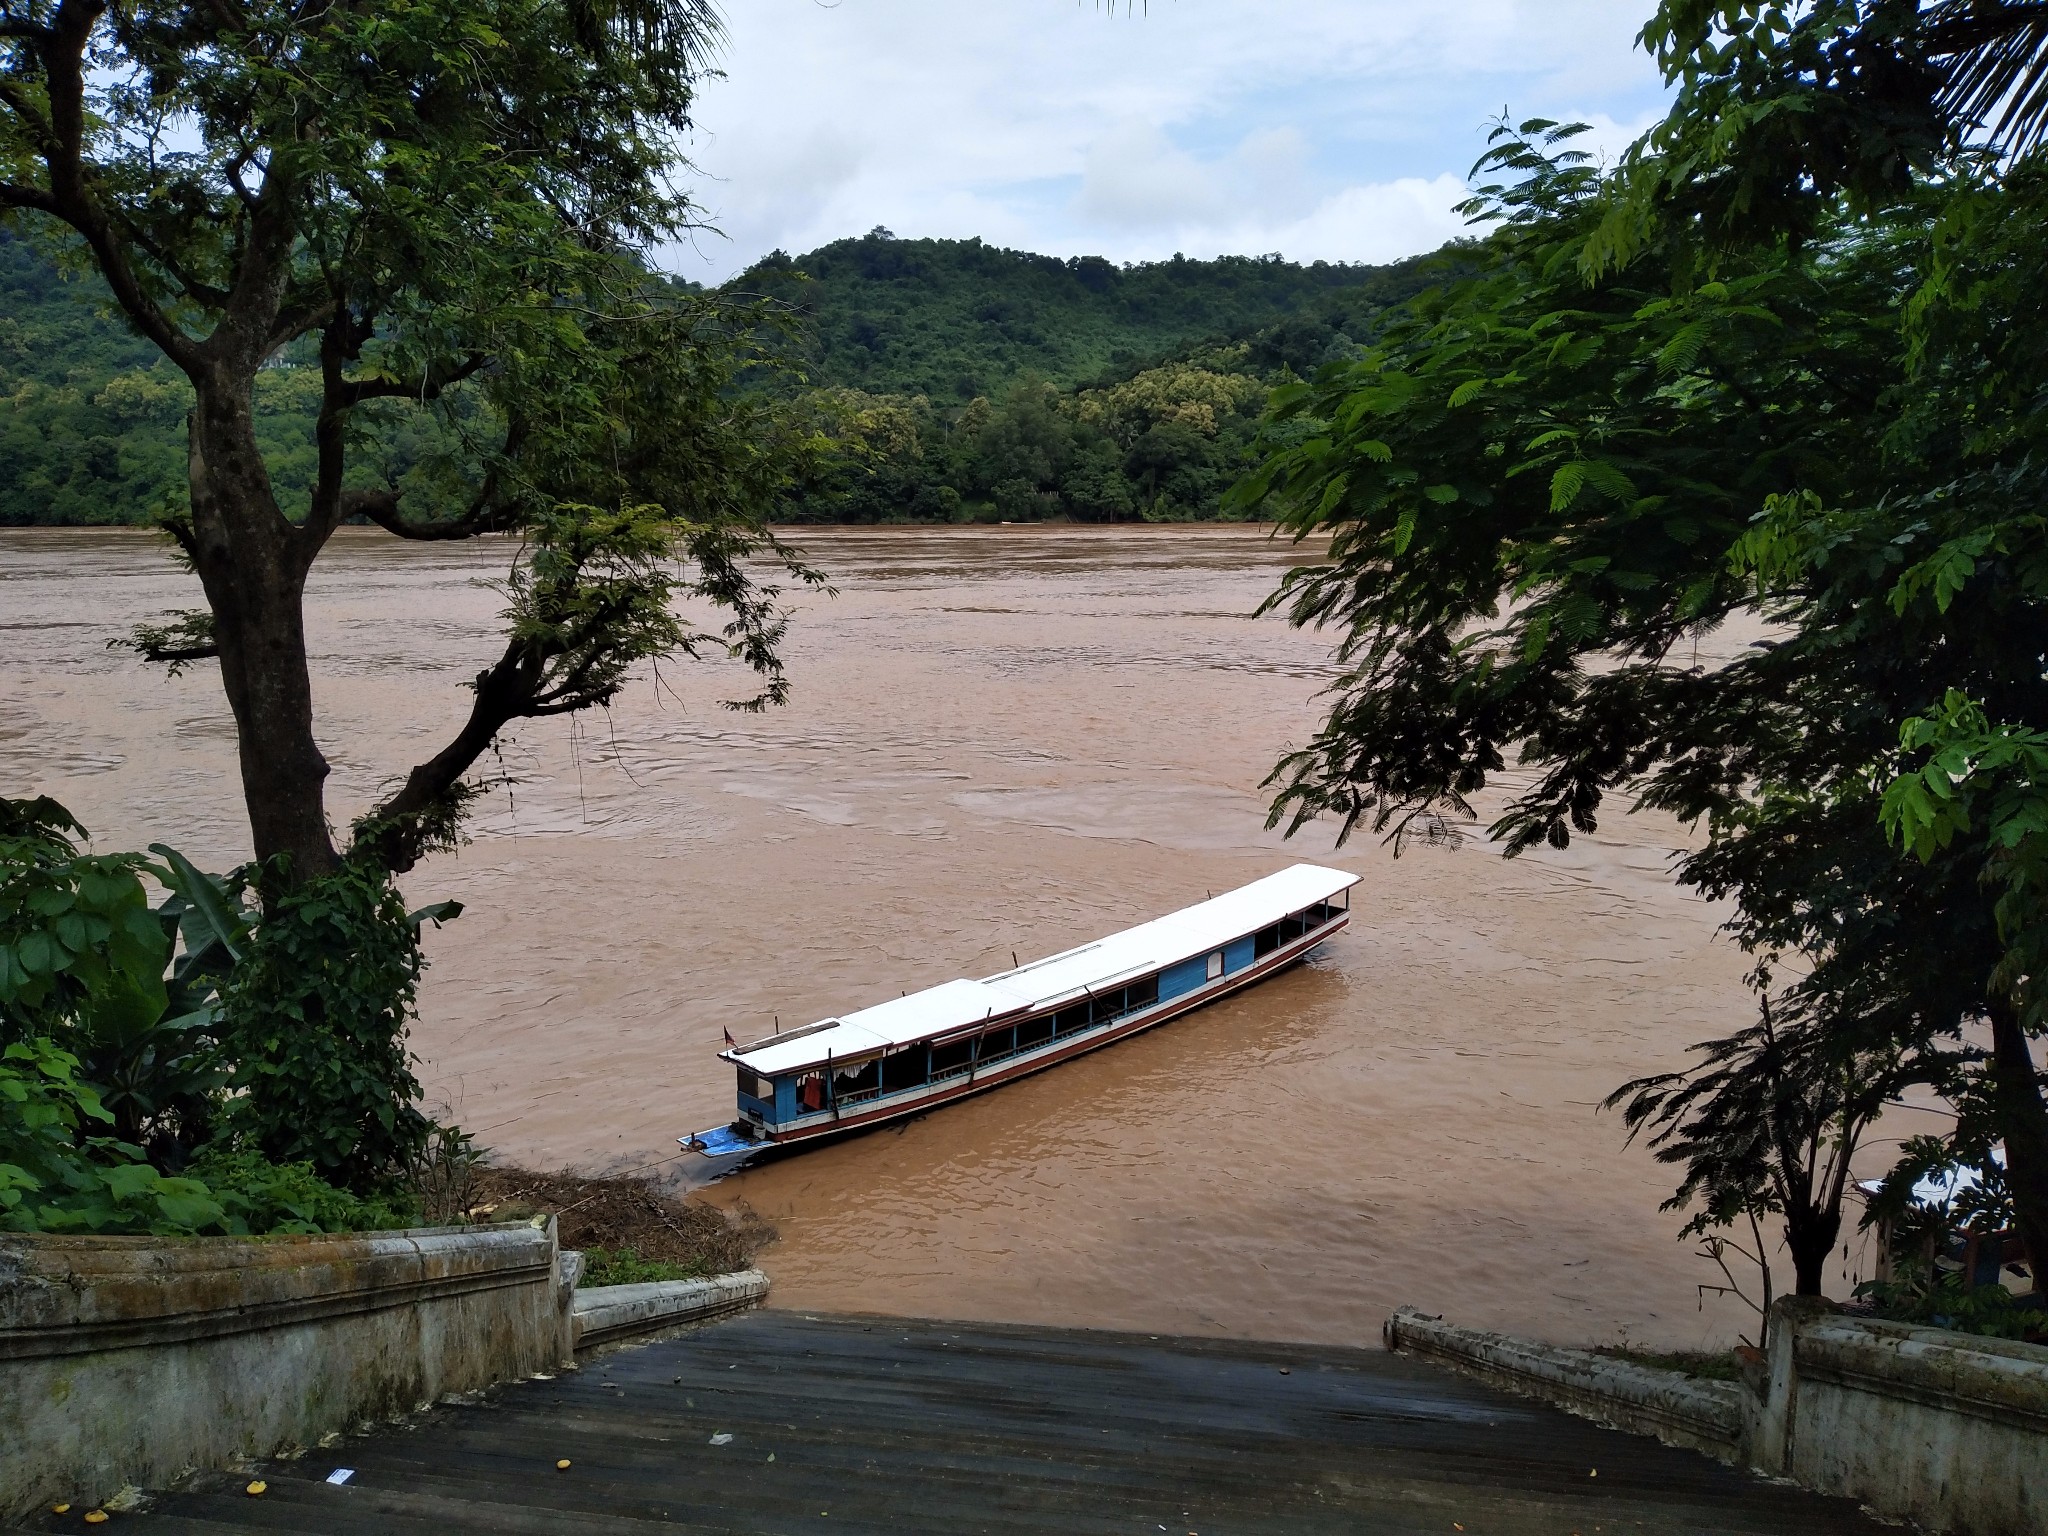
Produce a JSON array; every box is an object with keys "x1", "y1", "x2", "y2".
[{"x1": 1, "y1": 525, "x2": 1882, "y2": 1347}]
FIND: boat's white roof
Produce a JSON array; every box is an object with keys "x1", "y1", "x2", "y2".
[
  {"x1": 725, "y1": 863, "x2": 1358, "y2": 1077},
  {"x1": 1856, "y1": 1145, "x2": 2005, "y2": 1211}
]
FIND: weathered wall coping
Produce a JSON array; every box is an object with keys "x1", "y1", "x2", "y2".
[
  {"x1": 1755, "y1": 1299, "x2": 2048, "y2": 1535},
  {"x1": 1382, "y1": 1306, "x2": 1743, "y2": 1462},
  {"x1": 1389, "y1": 1301, "x2": 2048, "y2": 1536},
  {"x1": 571, "y1": 1270, "x2": 772, "y2": 1351},
  {"x1": 1793, "y1": 1313, "x2": 2048, "y2": 1433},
  {"x1": 1, "y1": 1220, "x2": 574, "y2": 1519},
  {"x1": 0, "y1": 1223, "x2": 557, "y2": 1360}
]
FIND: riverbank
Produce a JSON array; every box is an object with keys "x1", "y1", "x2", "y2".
[{"x1": 471, "y1": 1166, "x2": 771, "y2": 1284}]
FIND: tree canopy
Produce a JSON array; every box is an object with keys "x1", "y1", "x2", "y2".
[
  {"x1": 1, "y1": 0, "x2": 821, "y2": 883},
  {"x1": 1235, "y1": 1, "x2": 2048, "y2": 1306}
]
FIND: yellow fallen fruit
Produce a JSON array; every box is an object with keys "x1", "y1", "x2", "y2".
[
  {"x1": 245, "y1": 1480, "x2": 267, "y2": 1496},
  {"x1": 83, "y1": 1514, "x2": 107, "y2": 1526},
  {"x1": 555, "y1": 1459, "x2": 571, "y2": 1471},
  {"x1": 49, "y1": 1505, "x2": 69, "y2": 1515}
]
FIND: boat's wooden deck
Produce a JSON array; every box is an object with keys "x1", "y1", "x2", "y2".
[{"x1": 20, "y1": 1311, "x2": 1891, "y2": 1534}]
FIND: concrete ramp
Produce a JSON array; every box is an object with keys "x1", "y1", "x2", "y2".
[{"x1": 22, "y1": 1312, "x2": 1891, "y2": 1534}]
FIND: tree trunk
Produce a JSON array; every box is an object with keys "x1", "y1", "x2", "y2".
[
  {"x1": 1987, "y1": 998, "x2": 2048, "y2": 1296},
  {"x1": 184, "y1": 377, "x2": 339, "y2": 885},
  {"x1": 1789, "y1": 1237, "x2": 1830, "y2": 1297},
  {"x1": 1786, "y1": 1206, "x2": 1839, "y2": 1297}
]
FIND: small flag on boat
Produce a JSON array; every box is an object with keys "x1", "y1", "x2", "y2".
[{"x1": 722, "y1": 1026, "x2": 735, "y2": 1047}]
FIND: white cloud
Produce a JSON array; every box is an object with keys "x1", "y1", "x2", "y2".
[
  {"x1": 1261, "y1": 175, "x2": 1476, "y2": 266},
  {"x1": 1078, "y1": 122, "x2": 1317, "y2": 231},
  {"x1": 666, "y1": 0, "x2": 1670, "y2": 279}
]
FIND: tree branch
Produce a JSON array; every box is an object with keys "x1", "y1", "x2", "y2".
[
  {"x1": 110, "y1": 609, "x2": 219, "y2": 676},
  {"x1": 0, "y1": 180, "x2": 58, "y2": 214},
  {"x1": 350, "y1": 643, "x2": 546, "y2": 872},
  {"x1": 297, "y1": 308, "x2": 379, "y2": 556},
  {"x1": 341, "y1": 353, "x2": 488, "y2": 406},
  {"x1": 349, "y1": 489, "x2": 519, "y2": 541},
  {"x1": 26, "y1": 0, "x2": 202, "y2": 372},
  {"x1": 122, "y1": 221, "x2": 235, "y2": 310}
]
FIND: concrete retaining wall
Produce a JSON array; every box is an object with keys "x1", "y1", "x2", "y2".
[
  {"x1": 1387, "y1": 1300, "x2": 2048, "y2": 1536},
  {"x1": 1382, "y1": 1307, "x2": 1743, "y2": 1462},
  {"x1": 571, "y1": 1270, "x2": 772, "y2": 1351},
  {"x1": 0, "y1": 1220, "x2": 577, "y2": 1519},
  {"x1": 1753, "y1": 1300, "x2": 2048, "y2": 1536}
]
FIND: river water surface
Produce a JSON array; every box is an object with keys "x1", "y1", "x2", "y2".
[{"x1": 2, "y1": 525, "x2": 1847, "y2": 1347}]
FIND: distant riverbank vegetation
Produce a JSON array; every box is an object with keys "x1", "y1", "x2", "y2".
[{"x1": 0, "y1": 227, "x2": 1444, "y2": 529}]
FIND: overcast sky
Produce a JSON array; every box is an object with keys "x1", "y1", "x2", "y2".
[{"x1": 664, "y1": 0, "x2": 1672, "y2": 282}]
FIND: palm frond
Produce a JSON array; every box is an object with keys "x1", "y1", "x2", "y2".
[
  {"x1": 565, "y1": 0, "x2": 725, "y2": 65},
  {"x1": 1927, "y1": 0, "x2": 2048, "y2": 154}
]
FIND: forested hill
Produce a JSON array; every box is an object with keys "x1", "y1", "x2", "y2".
[
  {"x1": 737, "y1": 230, "x2": 1428, "y2": 398},
  {"x1": 0, "y1": 226, "x2": 1453, "y2": 526},
  {"x1": 2, "y1": 228, "x2": 205, "y2": 526}
]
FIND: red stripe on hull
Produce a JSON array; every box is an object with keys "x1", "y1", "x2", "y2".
[{"x1": 763, "y1": 917, "x2": 1348, "y2": 1147}]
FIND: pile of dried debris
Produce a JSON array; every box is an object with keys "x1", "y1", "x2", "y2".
[{"x1": 470, "y1": 1165, "x2": 770, "y2": 1279}]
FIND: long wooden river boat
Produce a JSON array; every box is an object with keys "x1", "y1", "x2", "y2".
[{"x1": 679, "y1": 863, "x2": 1359, "y2": 1180}]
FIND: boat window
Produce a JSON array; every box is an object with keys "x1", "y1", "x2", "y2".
[
  {"x1": 738, "y1": 1068, "x2": 775, "y2": 1103},
  {"x1": 930, "y1": 1035, "x2": 976, "y2": 1079},
  {"x1": 1127, "y1": 974, "x2": 1159, "y2": 1011},
  {"x1": 1054, "y1": 1002, "x2": 1091, "y2": 1036},
  {"x1": 978, "y1": 1024, "x2": 1016, "y2": 1063},
  {"x1": 1206, "y1": 950, "x2": 1225, "y2": 981},
  {"x1": 1017, "y1": 1015, "x2": 1055, "y2": 1050},
  {"x1": 881, "y1": 1047, "x2": 928, "y2": 1094},
  {"x1": 1104, "y1": 986, "x2": 1144, "y2": 1024},
  {"x1": 797, "y1": 1073, "x2": 826, "y2": 1113},
  {"x1": 835, "y1": 1057, "x2": 881, "y2": 1103},
  {"x1": 1254, "y1": 924, "x2": 1281, "y2": 958}
]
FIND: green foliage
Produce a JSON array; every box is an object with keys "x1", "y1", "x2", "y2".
[
  {"x1": 0, "y1": 1037, "x2": 224, "y2": 1234},
  {"x1": 403, "y1": 1122, "x2": 485, "y2": 1226},
  {"x1": 743, "y1": 232, "x2": 1427, "y2": 400},
  {"x1": 1234, "y1": 91, "x2": 2048, "y2": 1286},
  {"x1": 1855, "y1": 1268, "x2": 2048, "y2": 1340},
  {"x1": 1, "y1": 792, "x2": 458, "y2": 1213},
  {"x1": 0, "y1": 225, "x2": 1447, "y2": 528},
  {"x1": 0, "y1": 1037, "x2": 408, "y2": 1235},
  {"x1": 217, "y1": 860, "x2": 450, "y2": 1191},
  {"x1": 782, "y1": 352, "x2": 1281, "y2": 525},
  {"x1": 1607, "y1": 995, "x2": 1911, "y2": 1294},
  {"x1": 0, "y1": 799, "x2": 261, "y2": 1164},
  {"x1": 0, "y1": 798, "x2": 170, "y2": 1043},
  {"x1": 1606, "y1": 3, "x2": 2048, "y2": 278},
  {"x1": 1233, "y1": 117, "x2": 1901, "y2": 851},
  {"x1": 185, "y1": 1147, "x2": 412, "y2": 1235},
  {"x1": 0, "y1": 229, "x2": 194, "y2": 526},
  {"x1": 579, "y1": 1245, "x2": 706, "y2": 1287},
  {"x1": 4, "y1": 0, "x2": 827, "y2": 889}
]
